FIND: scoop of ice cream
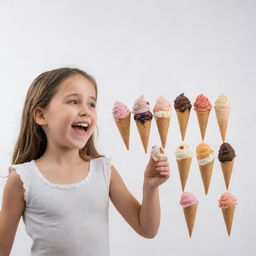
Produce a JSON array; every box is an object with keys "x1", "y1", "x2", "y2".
[
  {"x1": 218, "y1": 143, "x2": 236, "y2": 163},
  {"x1": 132, "y1": 95, "x2": 150, "y2": 114},
  {"x1": 214, "y1": 94, "x2": 231, "y2": 112},
  {"x1": 218, "y1": 192, "x2": 237, "y2": 208},
  {"x1": 194, "y1": 94, "x2": 212, "y2": 112},
  {"x1": 196, "y1": 142, "x2": 214, "y2": 166},
  {"x1": 153, "y1": 96, "x2": 171, "y2": 120},
  {"x1": 112, "y1": 101, "x2": 131, "y2": 120},
  {"x1": 174, "y1": 93, "x2": 192, "y2": 112},
  {"x1": 151, "y1": 145, "x2": 165, "y2": 161},
  {"x1": 175, "y1": 143, "x2": 193, "y2": 160},
  {"x1": 196, "y1": 142, "x2": 214, "y2": 159},
  {"x1": 180, "y1": 192, "x2": 199, "y2": 208}
]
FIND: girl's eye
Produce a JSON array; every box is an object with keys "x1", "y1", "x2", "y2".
[
  {"x1": 88, "y1": 103, "x2": 96, "y2": 108},
  {"x1": 68, "y1": 100, "x2": 78, "y2": 104}
]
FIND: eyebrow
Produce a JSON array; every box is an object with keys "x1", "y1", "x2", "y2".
[{"x1": 64, "y1": 93, "x2": 96, "y2": 101}]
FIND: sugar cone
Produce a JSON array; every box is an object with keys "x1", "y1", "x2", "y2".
[
  {"x1": 177, "y1": 157, "x2": 192, "y2": 191},
  {"x1": 156, "y1": 117, "x2": 170, "y2": 148},
  {"x1": 196, "y1": 111, "x2": 210, "y2": 141},
  {"x1": 183, "y1": 205, "x2": 197, "y2": 237},
  {"x1": 215, "y1": 109, "x2": 229, "y2": 142},
  {"x1": 199, "y1": 160, "x2": 214, "y2": 194},
  {"x1": 222, "y1": 207, "x2": 235, "y2": 236},
  {"x1": 221, "y1": 160, "x2": 234, "y2": 190},
  {"x1": 176, "y1": 109, "x2": 190, "y2": 141},
  {"x1": 135, "y1": 120, "x2": 151, "y2": 153},
  {"x1": 115, "y1": 113, "x2": 131, "y2": 150}
]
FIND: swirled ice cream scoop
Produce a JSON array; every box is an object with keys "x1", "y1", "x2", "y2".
[
  {"x1": 174, "y1": 93, "x2": 192, "y2": 112},
  {"x1": 218, "y1": 192, "x2": 237, "y2": 208},
  {"x1": 153, "y1": 96, "x2": 171, "y2": 119},
  {"x1": 196, "y1": 142, "x2": 214, "y2": 166},
  {"x1": 194, "y1": 94, "x2": 212, "y2": 112},
  {"x1": 180, "y1": 192, "x2": 199, "y2": 208},
  {"x1": 215, "y1": 95, "x2": 231, "y2": 113},
  {"x1": 175, "y1": 143, "x2": 193, "y2": 160},
  {"x1": 218, "y1": 143, "x2": 236, "y2": 163},
  {"x1": 151, "y1": 145, "x2": 164, "y2": 161},
  {"x1": 112, "y1": 101, "x2": 131, "y2": 120}
]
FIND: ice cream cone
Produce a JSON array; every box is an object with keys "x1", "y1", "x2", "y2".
[
  {"x1": 177, "y1": 157, "x2": 192, "y2": 191},
  {"x1": 183, "y1": 205, "x2": 197, "y2": 237},
  {"x1": 156, "y1": 117, "x2": 170, "y2": 148},
  {"x1": 115, "y1": 113, "x2": 131, "y2": 150},
  {"x1": 176, "y1": 109, "x2": 190, "y2": 141},
  {"x1": 215, "y1": 109, "x2": 229, "y2": 142},
  {"x1": 196, "y1": 111, "x2": 210, "y2": 141},
  {"x1": 136, "y1": 120, "x2": 151, "y2": 153},
  {"x1": 222, "y1": 207, "x2": 235, "y2": 236},
  {"x1": 199, "y1": 160, "x2": 214, "y2": 194},
  {"x1": 221, "y1": 160, "x2": 234, "y2": 190}
]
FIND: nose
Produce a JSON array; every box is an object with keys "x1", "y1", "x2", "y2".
[{"x1": 79, "y1": 104, "x2": 91, "y2": 117}]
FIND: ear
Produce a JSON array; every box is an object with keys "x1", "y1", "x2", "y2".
[{"x1": 33, "y1": 107, "x2": 47, "y2": 126}]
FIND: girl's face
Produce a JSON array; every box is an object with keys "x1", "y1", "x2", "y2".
[{"x1": 38, "y1": 74, "x2": 97, "y2": 150}]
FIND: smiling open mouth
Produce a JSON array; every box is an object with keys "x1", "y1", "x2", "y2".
[{"x1": 71, "y1": 124, "x2": 89, "y2": 132}]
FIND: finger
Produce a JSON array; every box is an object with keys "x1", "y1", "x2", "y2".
[
  {"x1": 155, "y1": 162, "x2": 169, "y2": 168},
  {"x1": 158, "y1": 156, "x2": 168, "y2": 161},
  {"x1": 160, "y1": 171, "x2": 170, "y2": 176},
  {"x1": 156, "y1": 166, "x2": 170, "y2": 172}
]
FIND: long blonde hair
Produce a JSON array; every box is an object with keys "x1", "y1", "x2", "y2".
[{"x1": 1, "y1": 67, "x2": 104, "y2": 178}]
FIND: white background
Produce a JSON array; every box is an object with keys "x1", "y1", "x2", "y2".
[{"x1": 0, "y1": 1, "x2": 255, "y2": 255}]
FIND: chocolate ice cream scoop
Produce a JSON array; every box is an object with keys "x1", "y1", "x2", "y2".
[
  {"x1": 174, "y1": 93, "x2": 192, "y2": 112},
  {"x1": 218, "y1": 143, "x2": 236, "y2": 163},
  {"x1": 134, "y1": 111, "x2": 153, "y2": 124}
]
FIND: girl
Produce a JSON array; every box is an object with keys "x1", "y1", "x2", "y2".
[{"x1": 0, "y1": 67, "x2": 170, "y2": 256}]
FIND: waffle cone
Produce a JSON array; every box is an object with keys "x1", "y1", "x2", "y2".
[
  {"x1": 135, "y1": 120, "x2": 151, "y2": 153},
  {"x1": 221, "y1": 160, "x2": 234, "y2": 190},
  {"x1": 199, "y1": 160, "x2": 214, "y2": 194},
  {"x1": 177, "y1": 157, "x2": 192, "y2": 191},
  {"x1": 222, "y1": 207, "x2": 235, "y2": 236},
  {"x1": 115, "y1": 113, "x2": 131, "y2": 150},
  {"x1": 156, "y1": 117, "x2": 170, "y2": 148},
  {"x1": 183, "y1": 205, "x2": 197, "y2": 237},
  {"x1": 196, "y1": 111, "x2": 210, "y2": 141},
  {"x1": 215, "y1": 109, "x2": 229, "y2": 142},
  {"x1": 176, "y1": 109, "x2": 190, "y2": 141}
]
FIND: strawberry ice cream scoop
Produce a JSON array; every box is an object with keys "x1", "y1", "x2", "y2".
[
  {"x1": 194, "y1": 94, "x2": 212, "y2": 112},
  {"x1": 218, "y1": 192, "x2": 237, "y2": 208},
  {"x1": 112, "y1": 101, "x2": 131, "y2": 120},
  {"x1": 180, "y1": 192, "x2": 199, "y2": 208},
  {"x1": 151, "y1": 145, "x2": 164, "y2": 161}
]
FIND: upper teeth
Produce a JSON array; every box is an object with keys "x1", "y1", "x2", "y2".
[{"x1": 77, "y1": 123, "x2": 88, "y2": 127}]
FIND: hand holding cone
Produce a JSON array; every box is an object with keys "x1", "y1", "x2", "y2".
[
  {"x1": 218, "y1": 192, "x2": 237, "y2": 236},
  {"x1": 214, "y1": 95, "x2": 231, "y2": 142},
  {"x1": 174, "y1": 93, "x2": 192, "y2": 141},
  {"x1": 180, "y1": 192, "x2": 199, "y2": 237},
  {"x1": 193, "y1": 94, "x2": 212, "y2": 140},
  {"x1": 112, "y1": 101, "x2": 131, "y2": 150},
  {"x1": 218, "y1": 143, "x2": 236, "y2": 189},
  {"x1": 153, "y1": 96, "x2": 171, "y2": 148},
  {"x1": 196, "y1": 142, "x2": 215, "y2": 195},
  {"x1": 132, "y1": 95, "x2": 153, "y2": 153},
  {"x1": 175, "y1": 143, "x2": 193, "y2": 191}
]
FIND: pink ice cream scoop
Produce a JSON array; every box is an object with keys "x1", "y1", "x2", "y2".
[
  {"x1": 153, "y1": 96, "x2": 171, "y2": 112},
  {"x1": 194, "y1": 94, "x2": 212, "y2": 112},
  {"x1": 180, "y1": 192, "x2": 199, "y2": 208},
  {"x1": 218, "y1": 192, "x2": 237, "y2": 208},
  {"x1": 132, "y1": 95, "x2": 150, "y2": 114},
  {"x1": 112, "y1": 101, "x2": 131, "y2": 120}
]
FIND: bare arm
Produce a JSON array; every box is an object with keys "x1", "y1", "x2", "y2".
[
  {"x1": 0, "y1": 168, "x2": 26, "y2": 256},
  {"x1": 109, "y1": 156, "x2": 169, "y2": 238}
]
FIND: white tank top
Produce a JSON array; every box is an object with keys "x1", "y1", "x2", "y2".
[{"x1": 9, "y1": 156, "x2": 112, "y2": 256}]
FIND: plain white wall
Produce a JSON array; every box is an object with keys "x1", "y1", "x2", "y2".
[{"x1": 0, "y1": 0, "x2": 255, "y2": 255}]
